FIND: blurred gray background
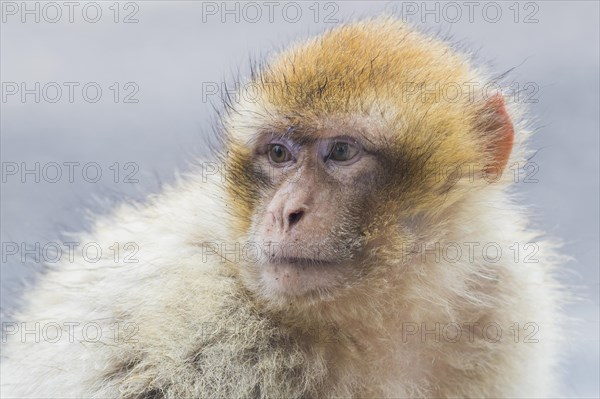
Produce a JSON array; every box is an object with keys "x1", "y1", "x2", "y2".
[{"x1": 1, "y1": 1, "x2": 598, "y2": 397}]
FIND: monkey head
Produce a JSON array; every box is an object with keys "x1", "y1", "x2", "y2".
[{"x1": 220, "y1": 17, "x2": 515, "y2": 307}]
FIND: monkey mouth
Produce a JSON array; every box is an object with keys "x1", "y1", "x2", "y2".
[
  {"x1": 269, "y1": 256, "x2": 339, "y2": 267},
  {"x1": 258, "y1": 255, "x2": 346, "y2": 297}
]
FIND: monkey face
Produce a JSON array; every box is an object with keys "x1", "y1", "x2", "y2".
[
  {"x1": 224, "y1": 108, "x2": 514, "y2": 304},
  {"x1": 232, "y1": 127, "x2": 386, "y2": 299},
  {"x1": 222, "y1": 101, "x2": 515, "y2": 304}
]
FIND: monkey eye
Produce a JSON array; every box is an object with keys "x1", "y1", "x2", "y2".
[
  {"x1": 268, "y1": 144, "x2": 293, "y2": 164},
  {"x1": 325, "y1": 140, "x2": 361, "y2": 163}
]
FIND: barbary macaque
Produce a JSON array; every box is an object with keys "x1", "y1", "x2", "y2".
[{"x1": 1, "y1": 17, "x2": 564, "y2": 398}]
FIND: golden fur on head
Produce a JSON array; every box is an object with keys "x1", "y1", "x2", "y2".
[
  {"x1": 225, "y1": 17, "x2": 511, "y2": 230},
  {"x1": 1, "y1": 16, "x2": 564, "y2": 399}
]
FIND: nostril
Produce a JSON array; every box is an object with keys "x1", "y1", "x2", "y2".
[{"x1": 287, "y1": 210, "x2": 304, "y2": 228}]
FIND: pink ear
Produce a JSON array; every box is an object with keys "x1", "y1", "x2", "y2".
[{"x1": 483, "y1": 94, "x2": 514, "y2": 173}]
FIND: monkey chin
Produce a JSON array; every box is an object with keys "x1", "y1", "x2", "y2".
[{"x1": 254, "y1": 258, "x2": 347, "y2": 301}]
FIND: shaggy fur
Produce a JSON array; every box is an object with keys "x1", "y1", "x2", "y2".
[{"x1": 1, "y1": 17, "x2": 564, "y2": 398}]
